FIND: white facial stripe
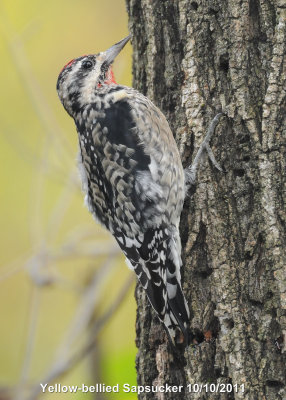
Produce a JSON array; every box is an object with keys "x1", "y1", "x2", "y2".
[{"x1": 80, "y1": 59, "x2": 102, "y2": 106}]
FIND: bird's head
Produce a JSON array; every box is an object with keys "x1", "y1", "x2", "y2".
[{"x1": 57, "y1": 35, "x2": 130, "y2": 116}]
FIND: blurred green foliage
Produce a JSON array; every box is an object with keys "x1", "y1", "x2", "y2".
[{"x1": 0, "y1": 0, "x2": 137, "y2": 398}]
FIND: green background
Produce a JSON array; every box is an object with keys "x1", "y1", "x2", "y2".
[{"x1": 0, "y1": 0, "x2": 137, "y2": 398}]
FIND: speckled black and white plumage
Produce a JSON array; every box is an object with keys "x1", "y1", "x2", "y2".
[{"x1": 57, "y1": 36, "x2": 190, "y2": 345}]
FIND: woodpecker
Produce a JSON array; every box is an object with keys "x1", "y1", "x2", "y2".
[{"x1": 57, "y1": 36, "x2": 222, "y2": 346}]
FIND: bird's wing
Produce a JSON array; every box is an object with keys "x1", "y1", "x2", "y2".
[{"x1": 88, "y1": 87, "x2": 184, "y2": 233}]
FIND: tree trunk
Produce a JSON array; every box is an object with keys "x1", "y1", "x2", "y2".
[{"x1": 125, "y1": 0, "x2": 286, "y2": 399}]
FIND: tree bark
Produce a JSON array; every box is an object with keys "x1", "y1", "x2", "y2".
[{"x1": 125, "y1": 1, "x2": 286, "y2": 399}]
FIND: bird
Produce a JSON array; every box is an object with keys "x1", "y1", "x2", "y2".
[{"x1": 57, "y1": 35, "x2": 222, "y2": 346}]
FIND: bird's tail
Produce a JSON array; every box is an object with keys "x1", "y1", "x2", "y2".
[
  {"x1": 163, "y1": 274, "x2": 190, "y2": 346},
  {"x1": 132, "y1": 253, "x2": 190, "y2": 346},
  {"x1": 163, "y1": 234, "x2": 190, "y2": 346},
  {"x1": 119, "y1": 227, "x2": 190, "y2": 346}
]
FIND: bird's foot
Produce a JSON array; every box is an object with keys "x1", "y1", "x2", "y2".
[{"x1": 185, "y1": 113, "x2": 224, "y2": 186}]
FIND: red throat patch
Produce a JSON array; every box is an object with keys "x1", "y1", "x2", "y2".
[{"x1": 105, "y1": 68, "x2": 117, "y2": 84}]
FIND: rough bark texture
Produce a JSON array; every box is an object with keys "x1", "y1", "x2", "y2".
[{"x1": 125, "y1": 1, "x2": 286, "y2": 399}]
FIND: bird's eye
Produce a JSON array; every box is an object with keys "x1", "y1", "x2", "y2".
[{"x1": 82, "y1": 60, "x2": 93, "y2": 69}]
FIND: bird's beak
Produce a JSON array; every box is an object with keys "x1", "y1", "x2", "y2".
[{"x1": 103, "y1": 35, "x2": 131, "y2": 65}]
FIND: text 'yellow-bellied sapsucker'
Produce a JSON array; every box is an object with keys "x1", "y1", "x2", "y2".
[{"x1": 57, "y1": 35, "x2": 223, "y2": 346}]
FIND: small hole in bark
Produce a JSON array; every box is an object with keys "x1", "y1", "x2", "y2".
[
  {"x1": 249, "y1": 299, "x2": 263, "y2": 307},
  {"x1": 266, "y1": 380, "x2": 284, "y2": 388},
  {"x1": 245, "y1": 251, "x2": 252, "y2": 260},
  {"x1": 196, "y1": 268, "x2": 213, "y2": 279},
  {"x1": 239, "y1": 134, "x2": 251, "y2": 144},
  {"x1": 219, "y1": 54, "x2": 229, "y2": 72},
  {"x1": 271, "y1": 308, "x2": 277, "y2": 317},
  {"x1": 224, "y1": 318, "x2": 234, "y2": 330},
  {"x1": 209, "y1": 8, "x2": 218, "y2": 15},
  {"x1": 260, "y1": 32, "x2": 267, "y2": 42},
  {"x1": 191, "y1": 2, "x2": 198, "y2": 11},
  {"x1": 209, "y1": 316, "x2": 220, "y2": 338},
  {"x1": 189, "y1": 329, "x2": 204, "y2": 344},
  {"x1": 267, "y1": 291, "x2": 274, "y2": 299},
  {"x1": 234, "y1": 168, "x2": 245, "y2": 177},
  {"x1": 243, "y1": 156, "x2": 250, "y2": 162},
  {"x1": 215, "y1": 368, "x2": 221, "y2": 378}
]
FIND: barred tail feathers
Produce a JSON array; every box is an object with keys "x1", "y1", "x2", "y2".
[
  {"x1": 165, "y1": 262, "x2": 190, "y2": 344},
  {"x1": 166, "y1": 232, "x2": 190, "y2": 342}
]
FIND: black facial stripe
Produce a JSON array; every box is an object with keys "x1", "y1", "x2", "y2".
[
  {"x1": 82, "y1": 59, "x2": 94, "y2": 69},
  {"x1": 101, "y1": 61, "x2": 108, "y2": 71}
]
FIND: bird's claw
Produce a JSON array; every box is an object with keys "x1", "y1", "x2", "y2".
[{"x1": 185, "y1": 113, "x2": 224, "y2": 186}]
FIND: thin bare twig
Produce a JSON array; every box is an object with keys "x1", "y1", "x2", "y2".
[
  {"x1": 28, "y1": 274, "x2": 134, "y2": 400},
  {"x1": 54, "y1": 255, "x2": 117, "y2": 360},
  {"x1": 29, "y1": 135, "x2": 50, "y2": 246},
  {"x1": 15, "y1": 286, "x2": 41, "y2": 400},
  {"x1": 0, "y1": 252, "x2": 31, "y2": 284}
]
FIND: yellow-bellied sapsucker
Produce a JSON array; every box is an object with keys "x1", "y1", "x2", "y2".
[{"x1": 57, "y1": 36, "x2": 222, "y2": 346}]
